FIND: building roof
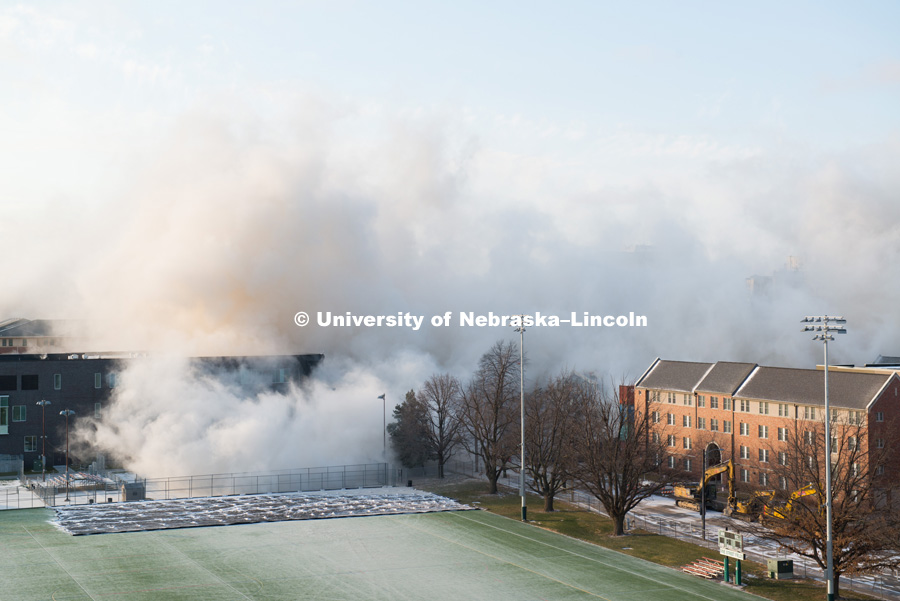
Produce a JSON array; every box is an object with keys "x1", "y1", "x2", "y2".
[
  {"x1": 734, "y1": 366, "x2": 894, "y2": 410},
  {"x1": 873, "y1": 355, "x2": 900, "y2": 366},
  {"x1": 0, "y1": 318, "x2": 73, "y2": 337},
  {"x1": 694, "y1": 361, "x2": 757, "y2": 395},
  {"x1": 635, "y1": 359, "x2": 713, "y2": 393}
]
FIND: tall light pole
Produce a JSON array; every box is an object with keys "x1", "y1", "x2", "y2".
[
  {"x1": 515, "y1": 316, "x2": 527, "y2": 522},
  {"x1": 801, "y1": 315, "x2": 846, "y2": 601},
  {"x1": 59, "y1": 409, "x2": 75, "y2": 502},
  {"x1": 36, "y1": 400, "x2": 51, "y2": 482},
  {"x1": 378, "y1": 394, "x2": 386, "y2": 454}
]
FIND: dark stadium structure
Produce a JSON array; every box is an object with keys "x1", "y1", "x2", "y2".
[{"x1": 0, "y1": 352, "x2": 324, "y2": 468}]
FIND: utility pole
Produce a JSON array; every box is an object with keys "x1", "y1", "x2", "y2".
[{"x1": 801, "y1": 315, "x2": 846, "y2": 601}]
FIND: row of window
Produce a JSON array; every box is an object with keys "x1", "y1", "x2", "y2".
[
  {"x1": 669, "y1": 458, "x2": 885, "y2": 483},
  {"x1": 650, "y1": 392, "x2": 874, "y2": 424},
  {"x1": 0, "y1": 372, "x2": 117, "y2": 392},
  {"x1": 0, "y1": 397, "x2": 102, "y2": 436}
]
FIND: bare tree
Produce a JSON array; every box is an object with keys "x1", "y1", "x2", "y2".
[
  {"x1": 751, "y1": 415, "x2": 900, "y2": 599},
  {"x1": 571, "y1": 379, "x2": 678, "y2": 536},
  {"x1": 458, "y1": 340, "x2": 520, "y2": 494},
  {"x1": 416, "y1": 373, "x2": 463, "y2": 478},
  {"x1": 524, "y1": 371, "x2": 579, "y2": 511}
]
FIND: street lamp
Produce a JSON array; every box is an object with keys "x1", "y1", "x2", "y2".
[
  {"x1": 59, "y1": 409, "x2": 75, "y2": 502},
  {"x1": 514, "y1": 316, "x2": 526, "y2": 522},
  {"x1": 801, "y1": 315, "x2": 847, "y2": 601},
  {"x1": 36, "y1": 400, "x2": 51, "y2": 481},
  {"x1": 378, "y1": 394, "x2": 386, "y2": 455}
]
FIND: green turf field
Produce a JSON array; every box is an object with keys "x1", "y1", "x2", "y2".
[{"x1": 0, "y1": 507, "x2": 762, "y2": 601}]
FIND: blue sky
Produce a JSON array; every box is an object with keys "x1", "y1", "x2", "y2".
[{"x1": 2, "y1": 2, "x2": 900, "y2": 373}]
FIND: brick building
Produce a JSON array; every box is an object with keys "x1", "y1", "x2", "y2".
[
  {"x1": 0, "y1": 352, "x2": 324, "y2": 469},
  {"x1": 634, "y1": 358, "x2": 900, "y2": 497}
]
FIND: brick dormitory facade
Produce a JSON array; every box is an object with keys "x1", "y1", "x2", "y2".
[
  {"x1": 0, "y1": 352, "x2": 323, "y2": 468},
  {"x1": 633, "y1": 358, "x2": 900, "y2": 502}
]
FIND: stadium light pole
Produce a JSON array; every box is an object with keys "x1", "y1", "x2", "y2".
[
  {"x1": 36, "y1": 400, "x2": 51, "y2": 482},
  {"x1": 378, "y1": 394, "x2": 386, "y2": 454},
  {"x1": 514, "y1": 316, "x2": 527, "y2": 522},
  {"x1": 801, "y1": 315, "x2": 846, "y2": 601},
  {"x1": 59, "y1": 409, "x2": 75, "y2": 502}
]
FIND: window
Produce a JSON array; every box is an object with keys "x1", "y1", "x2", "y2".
[
  {"x1": 94, "y1": 403, "x2": 102, "y2": 418},
  {"x1": 876, "y1": 438, "x2": 884, "y2": 449},
  {"x1": 108, "y1": 373, "x2": 117, "y2": 388},
  {"x1": 710, "y1": 418, "x2": 719, "y2": 432},
  {"x1": 759, "y1": 472, "x2": 769, "y2": 486},
  {"x1": 668, "y1": 456, "x2": 676, "y2": 469},
  {"x1": 683, "y1": 394, "x2": 692, "y2": 406},
  {"x1": 652, "y1": 432, "x2": 660, "y2": 444},
  {"x1": 667, "y1": 413, "x2": 675, "y2": 426},
  {"x1": 683, "y1": 437, "x2": 692, "y2": 449},
  {"x1": 696, "y1": 417, "x2": 706, "y2": 430},
  {"x1": 779, "y1": 476, "x2": 788, "y2": 489},
  {"x1": 849, "y1": 411, "x2": 863, "y2": 426},
  {"x1": 830, "y1": 437, "x2": 837, "y2": 454},
  {"x1": 876, "y1": 465, "x2": 885, "y2": 475},
  {"x1": 852, "y1": 463, "x2": 860, "y2": 477},
  {"x1": 759, "y1": 401, "x2": 769, "y2": 415},
  {"x1": 808, "y1": 456, "x2": 815, "y2": 469},
  {"x1": 53, "y1": 374, "x2": 61, "y2": 390},
  {"x1": 778, "y1": 427, "x2": 787, "y2": 442},
  {"x1": 759, "y1": 449, "x2": 769, "y2": 463},
  {"x1": 778, "y1": 403, "x2": 789, "y2": 417},
  {"x1": 739, "y1": 399, "x2": 750, "y2": 412},
  {"x1": 0, "y1": 375, "x2": 16, "y2": 391},
  {"x1": 651, "y1": 391, "x2": 660, "y2": 403},
  {"x1": 740, "y1": 445, "x2": 749, "y2": 459},
  {"x1": 274, "y1": 368, "x2": 287, "y2": 384},
  {"x1": 12, "y1": 406, "x2": 25, "y2": 422},
  {"x1": 21, "y1": 375, "x2": 39, "y2": 390},
  {"x1": 875, "y1": 412, "x2": 884, "y2": 422},
  {"x1": 684, "y1": 458, "x2": 692, "y2": 472},
  {"x1": 697, "y1": 395, "x2": 705, "y2": 408},
  {"x1": 740, "y1": 469, "x2": 749, "y2": 483},
  {"x1": 804, "y1": 430, "x2": 814, "y2": 445},
  {"x1": 848, "y1": 436, "x2": 857, "y2": 450},
  {"x1": 682, "y1": 415, "x2": 692, "y2": 428},
  {"x1": 758, "y1": 425, "x2": 768, "y2": 439},
  {"x1": 667, "y1": 392, "x2": 676, "y2": 404},
  {"x1": 710, "y1": 396, "x2": 719, "y2": 409},
  {"x1": 740, "y1": 422, "x2": 749, "y2": 436},
  {"x1": 94, "y1": 373, "x2": 102, "y2": 389},
  {"x1": 724, "y1": 420, "x2": 732, "y2": 433},
  {"x1": 0, "y1": 396, "x2": 7, "y2": 435},
  {"x1": 24, "y1": 435, "x2": 37, "y2": 452},
  {"x1": 804, "y1": 406, "x2": 816, "y2": 420},
  {"x1": 778, "y1": 451, "x2": 787, "y2": 466},
  {"x1": 723, "y1": 398, "x2": 732, "y2": 411},
  {"x1": 668, "y1": 435, "x2": 676, "y2": 447},
  {"x1": 652, "y1": 411, "x2": 659, "y2": 423}
]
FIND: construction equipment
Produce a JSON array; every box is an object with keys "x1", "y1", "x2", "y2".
[
  {"x1": 763, "y1": 484, "x2": 818, "y2": 520},
  {"x1": 673, "y1": 460, "x2": 736, "y2": 512},
  {"x1": 727, "y1": 489, "x2": 774, "y2": 522}
]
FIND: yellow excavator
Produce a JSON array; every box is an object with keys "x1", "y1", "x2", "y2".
[
  {"x1": 762, "y1": 484, "x2": 819, "y2": 520},
  {"x1": 728, "y1": 489, "x2": 774, "y2": 522},
  {"x1": 673, "y1": 460, "x2": 736, "y2": 512}
]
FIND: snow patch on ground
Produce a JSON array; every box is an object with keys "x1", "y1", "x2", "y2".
[{"x1": 53, "y1": 487, "x2": 474, "y2": 535}]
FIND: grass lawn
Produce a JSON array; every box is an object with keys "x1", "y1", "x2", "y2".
[{"x1": 417, "y1": 478, "x2": 877, "y2": 601}]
